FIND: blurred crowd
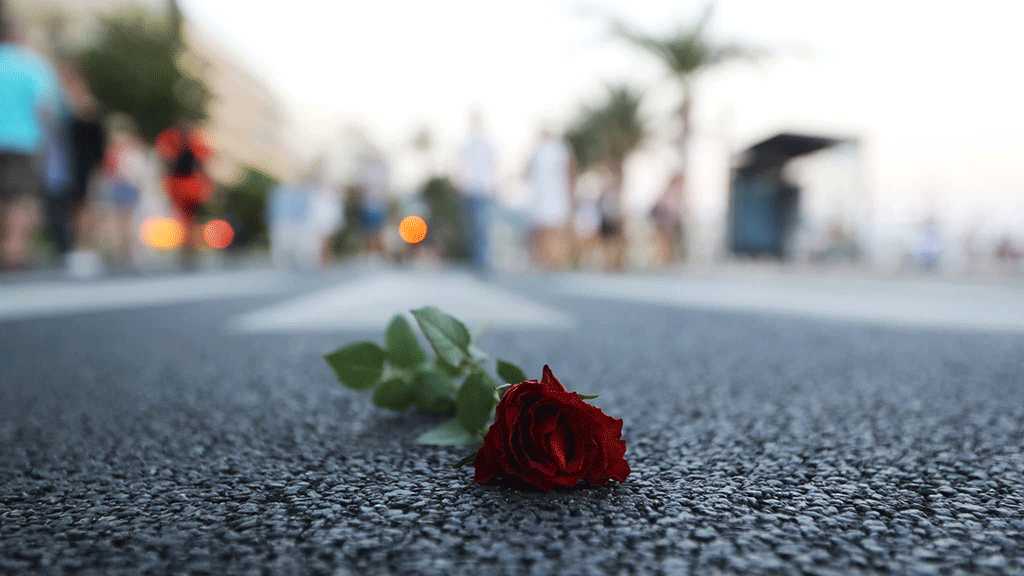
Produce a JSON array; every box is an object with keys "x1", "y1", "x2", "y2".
[
  {"x1": 0, "y1": 0, "x2": 689, "y2": 277},
  {"x1": 2, "y1": 2, "x2": 1020, "y2": 279},
  {"x1": 0, "y1": 12, "x2": 217, "y2": 275},
  {"x1": 0, "y1": 7, "x2": 681, "y2": 277},
  {"x1": 260, "y1": 117, "x2": 689, "y2": 276}
]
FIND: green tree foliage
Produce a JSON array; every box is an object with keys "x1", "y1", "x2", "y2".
[
  {"x1": 566, "y1": 109, "x2": 605, "y2": 174},
  {"x1": 567, "y1": 84, "x2": 648, "y2": 180},
  {"x1": 421, "y1": 176, "x2": 469, "y2": 261},
  {"x1": 77, "y1": 7, "x2": 209, "y2": 141},
  {"x1": 615, "y1": 5, "x2": 752, "y2": 166},
  {"x1": 615, "y1": 6, "x2": 747, "y2": 82},
  {"x1": 215, "y1": 168, "x2": 277, "y2": 249}
]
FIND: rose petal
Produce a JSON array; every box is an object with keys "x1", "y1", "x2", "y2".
[
  {"x1": 540, "y1": 365, "x2": 567, "y2": 391},
  {"x1": 547, "y1": 416, "x2": 570, "y2": 470},
  {"x1": 516, "y1": 399, "x2": 557, "y2": 475},
  {"x1": 607, "y1": 458, "x2": 631, "y2": 482}
]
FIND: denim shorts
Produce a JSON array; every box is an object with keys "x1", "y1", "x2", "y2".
[{"x1": 109, "y1": 180, "x2": 139, "y2": 208}]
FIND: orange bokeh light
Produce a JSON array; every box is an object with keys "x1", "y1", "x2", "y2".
[
  {"x1": 399, "y1": 215, "x2": 428, "y2": 244},
  {"x1": 203, "y1": 219, "x2": 235, "y2": 250},
  {"x1": 140, "y1": 217, "x2": 185, "y2": 250}
]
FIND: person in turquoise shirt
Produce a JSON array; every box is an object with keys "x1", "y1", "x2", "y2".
[
  {"x1": 0, "y1": 14, "x2": 59, "y2": 268},
  {"x1": 0, "y1": 26, "x2": 58, "y2": 151}
]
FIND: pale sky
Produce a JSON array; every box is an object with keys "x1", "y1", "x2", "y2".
[{"x1": 180, "y1": 0, "x2": 1024, "y2": 233}]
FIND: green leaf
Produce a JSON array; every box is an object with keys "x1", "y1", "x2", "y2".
[
  {"x1": 416, "y1": 419, "x2": 479, "y2": 446},
  {"x1": 577, "y1": 393, "x2": 600, "y2": 400},
  {"x1": 496, "y1": 359, "x2": 528, "y2": 384},
  {"x1": 372, "y1": 378, "x2": 416, "y2": 411},
  {"x1": 324, "y1": 341, "x2": 386, "y2": 390},
  {"x1": 385, "y1": 314, "x2": 426, "y2": 368},
  {"x1": 456, "y1": 371, "x2": 497, "y2": 434},
  {"x1": 468, "y1": 344, "x2": 489, "y2": 363},
  {"x1": 411, "y1": 306, "x2": 471, "y2": 368},
  {"x1": 414, "y1": 370, "x2": 456, "y2": 414},
  {"x1": 436, "y1": 358, "x2": 465, "y2": 378}
]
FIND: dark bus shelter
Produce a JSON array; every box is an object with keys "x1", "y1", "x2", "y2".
[{"x1": 728, "y1": 132, "x2": 846, "y2": 258}]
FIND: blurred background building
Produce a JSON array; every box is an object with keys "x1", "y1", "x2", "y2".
[{"x1": 180, "y1": 23, "x2": 295, "y2": 184}]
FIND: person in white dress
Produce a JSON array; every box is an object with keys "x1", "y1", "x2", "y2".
[
  {"x1": 309, "y1": 184, "x2": 342, "y2": 266},
  {"x1": 526, "y1": 129, "x2": 574, "y2": 268},
  {"x1": 457, "y1": 112, "x2": 497, "y2": 272}
]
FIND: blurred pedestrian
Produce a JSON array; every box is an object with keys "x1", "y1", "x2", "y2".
[
  {"x1": 102, "y1": 115, "x2": 146, "y2": 267},
  {"x1": 911, "y1": 216, "x2": 942, "y2": 271},
  {"x1": 457, "y1": 112, "x2": 497, "y2": 272},
  {"x1": 0, "y1": 13, "x2": 59, "y2": 270},
  {"x1": 995, "y1": 235, "x2": 1021, "y2": 266},
  {"x1": 650, "y1": 171, "x2": 684, "y2": 266},
  {"x1": 597, "y1": 165, "x2": 626, "y2": 271},
  {"x1": 358, "y1": 148, "x2": 390, "y2": 258},
  {"x1": 572, "y1": 170, "x2": 603, "y2": 268},
  {"x1": 268, "y1": 180, "x2": 308, "y2": 269},
  {"x1": 309, "y1": 182, "x2": 342, "y2": 266},
  {"x1": 156, "y1": 122, "x2": 212, "y2": 269},
  {"x1": 526, "y1": 129, "x2": 573, "y2": 269},
  {"x1": 60, "y1": 63, "x2": 107, "y2": 277},
  {"x1": 41, "y1": 75, "x2": 73, "y2": 259},
  {"x1": 306, "y1": 164, "x2": 343, "y2": 266}
]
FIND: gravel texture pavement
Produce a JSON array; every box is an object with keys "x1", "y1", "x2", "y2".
[{"x1": 1, "y1": 271, "x2": 1022, "y2": 574}]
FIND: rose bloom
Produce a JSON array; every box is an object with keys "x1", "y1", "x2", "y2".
[{"x1": 474, "y1": 366, "x2": 630, "y2": 491}]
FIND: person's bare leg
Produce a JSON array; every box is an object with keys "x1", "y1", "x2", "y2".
[
  {"x1": 0, "y1": 200, "x2": 14, "y2": 268},
  {"x1": 321, "y1": 238, "x2": 332, "y2": 266},
  {"x1": 529, "y1": 229, "x2": 542, "y2": 267},
  {"x1": 580, "y1": 235, "x2": 599, "y2": 268},
  {"x1": 541, "y1": 228, "x2": 566, "y2": 270},
  {"x1": 653, "y1": 230, "x2": 670, "y2": 267},
  {"x1": 611, "y1": 237, "x2": 626, "y2": 271},
  {"x1": 572, "y1": 232, "x2": 585, "y2": 268},
  {"x1": 537, "y1": 229, "x2": 552, "y2": 269},
  {"x1": 73, "y1": 203, "x2": 95, "y2": 251},
  {"x1": 554, "y1": 228, "x2": 570, "y2": 269},
  {"x1": 602, "y1": 236, "x2": 615, "y2": 271},
  {"x1": 3, "y1": 199, "x2": 36, "y2": 268},
  {"x1": 368, "y1": 233, "x2": 383, "y2": 256},
  {"x1": 178, "y1": 216, "x2": 199, "y2": 270}
]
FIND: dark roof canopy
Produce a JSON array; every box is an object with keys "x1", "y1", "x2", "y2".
[{"x1": 736, "y1": 132, "x2": 848, "y2": 172}]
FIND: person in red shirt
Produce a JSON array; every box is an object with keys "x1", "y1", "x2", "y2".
[{"x1": 155, "y1": 122, "x2": 212, "y2": 267}]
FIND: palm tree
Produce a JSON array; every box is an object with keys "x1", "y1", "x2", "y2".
[
  {"x1": 616, "y1": 5, "x2": 749, "y2": 174},
  {"x1": 567, "y1": 85, "x2": 647, "y2": 188},
  {"x1": 566, "y1": 85, "x2": 648, "y2": 270}
]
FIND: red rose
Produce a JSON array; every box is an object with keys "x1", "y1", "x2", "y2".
[{"x1": 474, "y1": 365, "x2": 630, "y2": 491}]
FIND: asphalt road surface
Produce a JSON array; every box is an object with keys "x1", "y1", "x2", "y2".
[{"x1": 1, "y1": 267, "x2": 1022, "y2": 574}]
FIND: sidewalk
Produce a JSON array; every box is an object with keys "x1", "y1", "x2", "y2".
[{"x1": 557, "y1": 263, "x2": 1024, "y2": 333}]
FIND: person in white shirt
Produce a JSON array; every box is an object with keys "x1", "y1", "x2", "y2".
[
  {"x1": 527, "y1": 129, "x2": 574, "y2": 268},
  {"x1": 309, "y1": 183, "x2": 342, "y2": 266},
  {"x1": 457, "y1": 112, "x2": 497, "y2": 271}
]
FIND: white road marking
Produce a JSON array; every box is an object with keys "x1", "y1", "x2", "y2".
[
  {"x1": 0, "y1": 270, "x2": 290, "y2": 322},
  {"x1": 232, "y1": 271, "x2": 572, "y2": 333},
  {"x1": 556, "y1": 271, "x2": 1024, "y2": 333}
]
